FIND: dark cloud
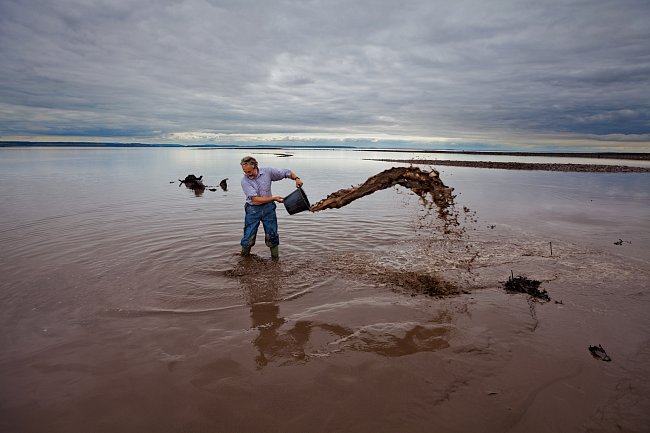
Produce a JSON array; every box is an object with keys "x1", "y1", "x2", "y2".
[{"x1": 0, "y1": 0, "x2": 648, "y2": 148}]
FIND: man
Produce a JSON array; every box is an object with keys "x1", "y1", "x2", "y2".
[{"x1": 240, "y1": 156, "x2": 303, "y2": 258}]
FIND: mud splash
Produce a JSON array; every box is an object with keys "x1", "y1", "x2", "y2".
[
  {"x1": 325, "y1": 252, "x2": 466, "y2": 298},
  {"x1": 310, "y1": 167, "x2": 457, "y2": 228},
  {"x1": 225, "y1": 252, "x2": 463, "y2": 301},
  {"x1": 305, "y1": 166, "x2": 478, "y2": 291}
]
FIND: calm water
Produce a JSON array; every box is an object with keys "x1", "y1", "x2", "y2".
[{"x1": 1, "y1": 147, "x2": 649, "y2": 432}]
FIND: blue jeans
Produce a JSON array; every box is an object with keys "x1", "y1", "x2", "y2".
[{"x1": 241, "y1": 202, "x2": 279, "y2": 249}]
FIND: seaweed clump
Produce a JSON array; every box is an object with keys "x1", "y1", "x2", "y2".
[{"x1": 504, "y1": 273, "x2": 550, "y2": 302}]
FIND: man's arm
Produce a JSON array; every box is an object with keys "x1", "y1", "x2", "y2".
[
  {"x1": 251, "y1": 195, "x2": 284, "y2": 204},
  {"x1": 288, "y1": 171, "x2": 303, "y2": 187},
  {"x1": 269, "y1": 167, "x2": 304, "y2": 187}
]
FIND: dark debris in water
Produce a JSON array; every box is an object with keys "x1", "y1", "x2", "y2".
[
  {"x1": 589, "y1": 344, "x2": 612, "y2": 362},
  {"x1": 179, "y1": 174, "x2": 205, "y2": 189},
  {"x1": 504, "y1": 273, "x2": 550, "y2": 302},
  {"x1": 177, "y1": 175, "x2": 228, "y2": 193}
]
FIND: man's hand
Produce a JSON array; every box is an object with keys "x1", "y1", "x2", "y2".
[
  {"x1": 295, "y1": 178, "x2": 304, "y2": 187},
  {"x1": 273, "y1": 196, "x2": 284, "y2": 203}
]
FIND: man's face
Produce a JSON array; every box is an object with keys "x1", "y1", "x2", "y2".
[{"x1": 242, "y1": 163, "x2": 257, "y2": 178}]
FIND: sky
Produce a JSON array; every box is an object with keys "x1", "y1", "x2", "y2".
[{"x1": 1, "y1": 0, "x2": 649, "y2": 151}]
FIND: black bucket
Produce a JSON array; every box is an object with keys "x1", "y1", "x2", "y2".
[{"x1": 283, "y1": 187, "x2": 311, "y2": 215}]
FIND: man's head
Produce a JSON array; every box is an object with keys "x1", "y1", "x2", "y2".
[{"x1": 240, "y1": 156, "x2": 258, "y2": 178}]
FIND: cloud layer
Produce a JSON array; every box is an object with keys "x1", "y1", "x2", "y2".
[{"x1": 1, "y1": 0, "x2": 649, "y2": 149}]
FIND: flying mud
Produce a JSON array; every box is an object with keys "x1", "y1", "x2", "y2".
[{"x1": 310, "y1": 166, "x2": 456, "y2": 220}]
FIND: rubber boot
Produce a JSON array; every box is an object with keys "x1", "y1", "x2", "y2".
[
  {"x1": 270, "y1": 246, "x2": 279, "y2": 259},
  {"x1": 241, "y1": 246, "x2": 251, "y2": 256}
]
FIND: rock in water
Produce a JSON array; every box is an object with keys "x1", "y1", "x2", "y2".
[{"x1": 589, "y1": 344, "x2": 612, "y2": 362}]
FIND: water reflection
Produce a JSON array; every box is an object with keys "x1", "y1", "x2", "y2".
[
  {"x1": 238, "y1": 257, "x2": 351, "y2": 368},
  {"x1": 250, "y1": 303, "x2": 352, "y2": 369},
  {"x1": 230, "y1": 255, "x2": 452, "y2": 369},
  {"x1": 337, "y1": 316, "x2": 451, "y2": 357},
  {"x1": 250, "y1": 302, "x2": 286, "y2": 368},
  {"x1": 180, "y1": 182, "x2": 205, "y2": 197}
]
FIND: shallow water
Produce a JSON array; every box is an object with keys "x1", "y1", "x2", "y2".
[{"x1": 1, "y1": 147, "x2": 649, "y2": 432}]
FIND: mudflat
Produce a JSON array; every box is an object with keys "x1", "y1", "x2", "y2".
[{"x1": 1, "y1": 147, "x2": 648, "y2": 433}]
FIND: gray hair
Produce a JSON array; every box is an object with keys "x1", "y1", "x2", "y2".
[{"x1": 240, "y1": 156, "x2": 258, "y2": 168}]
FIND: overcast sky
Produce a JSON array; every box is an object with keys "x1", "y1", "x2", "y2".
[{"x1": 1, "y1": 0, "x2": 649, "y2": 150}]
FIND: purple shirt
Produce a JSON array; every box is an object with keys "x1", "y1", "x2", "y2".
[{"x1": 241, "y1": 167, "x2": 291, "y2": 205}]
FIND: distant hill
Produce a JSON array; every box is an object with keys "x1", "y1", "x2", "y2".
[
  {"x1": 0, "y1": 141, "x2": 356, "y2": 150},
  {"x1": 0, "y1": 141, "x2": 180, "y2": 148}
]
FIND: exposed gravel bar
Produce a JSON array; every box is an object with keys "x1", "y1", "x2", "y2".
[
  {"x1": 367, "y1": 159, "x2": 650, "y2": 173},
  {"x1": 361, "y1": 149, "x2": 650, "y2": 161}
]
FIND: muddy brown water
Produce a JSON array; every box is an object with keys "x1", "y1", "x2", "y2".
[{"x1": 1, "y1": 147, "x2": 649, "y2": 433}]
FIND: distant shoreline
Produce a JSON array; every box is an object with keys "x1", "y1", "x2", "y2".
[
  {"x1": 1, "y1": 141, "x2": 648, "y2": 161},
  {"x1": 367, "y1": 158, "x2": 650, "y2": 173}
]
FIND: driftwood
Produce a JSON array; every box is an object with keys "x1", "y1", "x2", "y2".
[
  {"x1": 310, "y1": 167, "x2": 455, "y2": 217},
  {"x1": 177, "y1": 175, "x2": 229, "y2": 193},
  {"x1": 179, "y1": 174, "x2": 205, "y2": 189}
]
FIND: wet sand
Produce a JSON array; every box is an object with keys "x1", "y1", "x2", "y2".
[
  {"x1": 1, "y1": 147, "x2": 649, "y2": 433},
  {"x1": 5, "y1": 235, "x2": 648, "y2": 433}
]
